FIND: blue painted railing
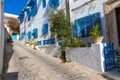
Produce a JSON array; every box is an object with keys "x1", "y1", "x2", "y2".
[
  {"x1": 103, "y1": 43, "x2": 115, "y2": 71},
  {"x1": 43, "y1": 38, "x2": 55, "y2": 45}
]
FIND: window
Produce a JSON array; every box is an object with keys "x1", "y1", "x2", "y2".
[
  {"x1": 49, "y1": 0, "x2": 59, "y2": 8},
  {"x1": 42, "y1": 23, "x2": 49, "y2": 35},
  {"x1": 42, "y1": 0, "x2": 46, "y2": 8},
  {"x1": 38, "y1": 41, "x2": 42, "y2": 45},
  {"x1": 32, "y1": 28, "x2": 38, "y2": 38},
  {"x1": 27, "y1": 31, "x2": 31, "y2": 40},
  {"x1": 73, "y1": 12, "x2": 101, "y2": 38}
]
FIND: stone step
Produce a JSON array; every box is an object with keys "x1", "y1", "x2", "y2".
[
  {"x1": 115, "y1": 55, "x2": 120, "y2": 59},
  {"x1": 117, "y1": 58, "x2": 120, "y2": 62},
  {"x1": 116, "y1": 64, "x2": 120, "y2": 68}
]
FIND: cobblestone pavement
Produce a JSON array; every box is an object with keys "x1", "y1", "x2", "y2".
[{"x1": 2, "y1": 41, "x2": 112, "y2": 80}]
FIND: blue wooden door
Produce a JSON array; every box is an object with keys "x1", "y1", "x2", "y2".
[
  {"x1": 12, "y1": 33, "x2": 17, "y2": 41},
  {"x1": 103, "y1": 43, "x2": 115, "y2": 71}
]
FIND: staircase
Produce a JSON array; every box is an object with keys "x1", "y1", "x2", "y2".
[{"x1": 115, "y1": 51, "x2": 120, "y2": 68}]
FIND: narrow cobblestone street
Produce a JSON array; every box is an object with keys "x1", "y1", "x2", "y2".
[{"x1": 2, "y1": 41, "x2": 112, "y2": 80}]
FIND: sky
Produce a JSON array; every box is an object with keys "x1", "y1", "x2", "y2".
[{"x1": 4, "y1": 0, "x2": 28, "y2": 15}]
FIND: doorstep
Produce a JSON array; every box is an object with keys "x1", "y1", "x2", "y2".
[{"x1": 102, "y1": 68, "x2": 120, "y2": 80}]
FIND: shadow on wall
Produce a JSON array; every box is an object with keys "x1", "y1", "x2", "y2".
[{"x1": 2, "y1": 42, "x2": 18, "y2": 80}]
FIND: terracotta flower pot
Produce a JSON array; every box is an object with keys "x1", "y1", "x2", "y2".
[{"x1": 93, "y1": 36, "x2": 103, "y2": 44}]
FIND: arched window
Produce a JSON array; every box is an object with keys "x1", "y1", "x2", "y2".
[
  {"x1": 49, "y1": 0, "x2": 60, "y2": 9},
  {"x1": 32, "y1": 28, "x2": 38, "y2": 38}
]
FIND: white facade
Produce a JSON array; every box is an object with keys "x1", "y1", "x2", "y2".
[
  {"x1": 19, "y1": 0, "x2": 66, "y2": 46},
  {"x1": 19, "y1": 0, "x2": 120, "y2": 48}
]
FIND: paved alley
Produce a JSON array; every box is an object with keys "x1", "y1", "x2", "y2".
[{"x1": 2, "y1": 42, "x2": 112, "y2": 80}]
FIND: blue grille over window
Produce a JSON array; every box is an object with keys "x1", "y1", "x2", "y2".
[
  {"x1": 42, "y1": 0, "x2": 46, "y2": 8},
  {"x1": 49, "y1": 0, "x2": 60, "y2": 9},
  {"x1": 73, "y1": 12, "x2": 101, "y2": 38},
  {"x1": 43, "y1": 38, "x2": 55, "y2": 45},
  {"x1": 38, "y1": 41, "x2": 42, "y2": 45},
  {"x1": 27, "y1": 31, "x2": 31, "y2": 40},
  {"x1": 32, "y1": 28, "x2": 38, "y2": 38},
  {"x1": 42, "y1": 23, "x2": 49, "y2": 35}
]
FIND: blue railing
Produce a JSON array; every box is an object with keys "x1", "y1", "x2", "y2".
[{"x1": 103, "y1": 43, "x2": 115, "y2": 71}]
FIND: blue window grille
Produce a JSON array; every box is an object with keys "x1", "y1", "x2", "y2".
[
  {"x1": 42, "y1": 0, "x2": 46, "y2": 8},
  {"x1": 103, "y1": 43, "x2": 115, "y2": 71},
  {"x1": 73, "y1": 12, "x2": 101, "y2": 38},
  {"x1": 49, "y1": 0, "x2": 60, "y2": 9},
  {"x1": 32, "y1": 28, "x2": 38, "y2": 38},
  {"x1": 38, "y1": 41, "x2": 42, "y2": 45},
  {"x1": 27, "y1": 31, "x2": 31, "y2": 40},
  {"x1": 42, "y1": 23, "x2": 49, "y2": 35},
  {"x1": 43, "y1": 38, "x2": 55, "y2": 45}
]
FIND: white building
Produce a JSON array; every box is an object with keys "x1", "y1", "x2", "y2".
[
  {"x1": 69, "y1": 0, "x2": 120, "y2": 49},
  {"x1": 19, "y1": 0, "x2": 120, "y2": 49},
  {"x1": 0, "y1": 0, "x2": 4, "y2": 78},
  {"x1": 19, "y1": 0, "x2": 66, "y2": 46}
]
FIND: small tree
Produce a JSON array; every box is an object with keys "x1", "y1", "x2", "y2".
[
  {"x1": 50, "y1": 10, "x2": 82, "y2": 62},
  {"x1": 50, "y1": 10, "x2": 72, "y2": 49},
  {"x1": 6, "y1": 17, "x2": 20, "y2": 33}
]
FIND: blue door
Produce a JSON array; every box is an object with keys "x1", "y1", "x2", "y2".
[{"x1": 12, "y1": 33, "x2": 17, "y2": 41}]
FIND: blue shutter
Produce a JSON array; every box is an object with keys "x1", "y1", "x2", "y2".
[
  {"x1": 42, "y1": 23, "x2": 48, "y2": 35},
  {"x1": 49, "y1": 0, "x2": 59, "y2": 9},
  {"x1": 27, "y1": 31, "x2": 31, "y2": 40},
  {"x1": 32, "y1": 28, "x2": 38, "y2": 38},
  {"x1": 42, "y1": 0, "x2": 46, "y2": 8}
]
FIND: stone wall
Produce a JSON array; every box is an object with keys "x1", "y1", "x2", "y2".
[
  {"x1": 0, "y1": 0, "x2": 4, "y2": 78},
  {"x1": 66, "y1": 44, "x2": 104, "y2": 73}
]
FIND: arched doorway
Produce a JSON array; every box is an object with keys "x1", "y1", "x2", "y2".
[{"x1": 12, "y1": 33, "x2": 17, "y2": 41}]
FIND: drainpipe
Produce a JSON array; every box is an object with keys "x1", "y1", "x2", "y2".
[
  {"x1": 24, "y1": 12, "x2": 27, "y2": 43},
  {"x1": 65, "y1": 0, "x2": 70, "y2": 21}
]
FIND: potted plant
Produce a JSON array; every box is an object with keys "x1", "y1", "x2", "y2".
[{"x1": 90, "y1": 24, "x2": 103, "y2": 43}]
